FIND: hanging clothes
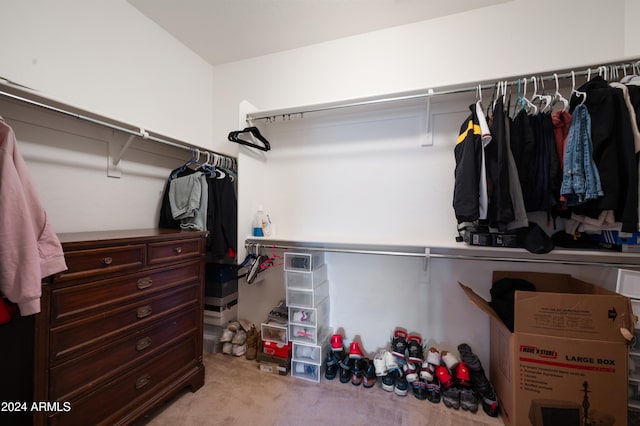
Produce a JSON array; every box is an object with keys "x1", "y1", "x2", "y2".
[
  {"x1": 453, "y1": 103, "x2": 484, "y2": 230},
  {"x1": 552, "y1": 109, "x2": 572, "y2": 210},
  {"x1": 159, "y1": 160, "x2": 238, "y2": 261},
  {"x1": 0, "y1": 117, "x2": 67, "y2": 316},
  {"x1": 503, "y1": 107, "x2": 529, "y2": 231},
  {"x1": 486, "y1": 96, "x2": 515, "y2": 228},
  {"x1": 206, "y1": 170, "x2": 237, "y2": 261},
  {"x1": 569, "y1": 76, "x2": 638, "y2": 233},
  {"x1": 560, "y1": 104, "x2": 603, "y2": 206}
]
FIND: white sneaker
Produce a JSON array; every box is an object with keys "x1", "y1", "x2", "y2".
[
  {"x1": 373, "y1": 350, "x2": 387, "y2": 376},
  {"x1": 232, "y1": 330, "x2": 247, "y2": 345},
  {"x1": 232, "y1": 343, "x2": 247, "y2": 357}
]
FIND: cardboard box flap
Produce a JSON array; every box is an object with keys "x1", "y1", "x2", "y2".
[
  {"x1": 492, "y1": 271, "x2": 619, "y2": 295},
  {"x1": 514, "y1": 290, "x2": 633, "y2": 342},
  {"x1": 459, "y1": 282, "x2": 505, "y2": 324}
]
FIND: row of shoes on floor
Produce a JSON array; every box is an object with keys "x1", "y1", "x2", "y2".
[
  {"x1": 324, "y1": 328, "x2": 500, "y2": 418},
  {"x1": 219, "y1": 320, "x2": 260, "y2": 359}
]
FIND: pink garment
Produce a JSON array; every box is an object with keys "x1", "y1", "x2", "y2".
[
  {"x1": 552, "y1": 110, "x2": 572, "y2": 166},
  {"x1": 552, "y1": 110, "x2": 572, "y2": 208},
  {"x1": 0, "y1": 117, "x2": 67, "y2": 315}
]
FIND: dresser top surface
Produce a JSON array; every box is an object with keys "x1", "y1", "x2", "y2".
[{"x1": 57, "y1": 228, "x2": 208, "y2": 246}]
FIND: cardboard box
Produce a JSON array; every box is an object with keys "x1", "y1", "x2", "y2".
[
  {"x1": 256, "y1": 352, "x2": 290, "y2": 376},
  {"x1": 460, "y1": 271, "x2": 635, "y2": 426}
]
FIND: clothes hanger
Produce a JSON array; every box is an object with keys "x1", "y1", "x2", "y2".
[
  {"x1": 521, "y1": 77, "x2": 538, "y2": 115},
  {"x1": 227, "y1": 126, "x2": 271, "y2": 151},
  {"x1": 531, "y1": 76, "x2": 552, "y2": 113},
  {"x1": 571, "y1": 70, "x2": 587, "y2": 105},
  {"x1": 552, "y1": 73, "x2": 569, "y2": 112},
  {"x1": 171, "y1": 148, "x2": 199, "y2": 180}
]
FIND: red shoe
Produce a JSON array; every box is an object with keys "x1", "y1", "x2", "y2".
[
  {"x1": 331, "y1": 334, "x2": 344, "y2": 352},
  {"x1": 349, "y1": 341, "x2": 364, "y2": 359},
  {"x1": 435, "y1": 365, "x2": 455, "y2": 389},
  {"x1": 456, "y1": 361, "x2": 471, "y2": 387}
]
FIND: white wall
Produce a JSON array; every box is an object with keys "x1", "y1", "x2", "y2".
[
  {"x1": 0, "y1": 0, "x2": 222, "y2": 233},
  {"x1": 0, "y1": 0, "x2": 217, "y2": 151},
  {"x1": 224, "y1": 0, "x2": 640, "y2": 372}
]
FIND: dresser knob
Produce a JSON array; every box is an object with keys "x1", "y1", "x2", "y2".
[
  {"x1": 136, "y1": 305, "x2": 152, "y2": 319},
  {"x1": 101, "y1": 256, "x2": 113, "y2": 265},
  {"x1": 174, "y1": 247, "x2": 183, "y2": 254},
  {"x1": 137, "y1": 277, "x2": 153, "y2": 290},
  {"x1": 136, "y1": 337, "x2": 152, "y2": 351},
  {"x1": 135, "y1": 374, "x2": 151, "y2": 390}
]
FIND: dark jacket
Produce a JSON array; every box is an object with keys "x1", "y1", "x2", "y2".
[
  {"x1": 453, "y1": 104, "x2": 483, "y2": 224},
  {"x1": 570, "y1": 76, "x2": 638, "y2": 233}
]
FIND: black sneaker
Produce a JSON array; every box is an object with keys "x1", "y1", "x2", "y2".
[
  {"x1": 324, "y1": 351, "x2": 339, "y2": 380},
  {"x1": 338, "y1": 354, "x2": 353, "y2": 384},
  {"x1": 391, "y1": 329, "x2": 408, "y2": 360},
  {"x1": 428, "y1": 378, "x2": 441, "y2": 403},
  {"x1": 457, "y1": 343, "x2": 500, "y2": 417},
  {"x1": 362, "y1": 358, "x2": 377, "y2": 388},
  {"x1": 381, "y1": 373, "x2": 395, "y2": 392},
  {"x1": 393, "y1": 369, "x2": 409, "y2": 396},
  {"x1": 412, "y1": 379, "x2": 429, "y2": 400},
  {"x1": 406, "y1": 335, "x2": 424, "y2": 364},
  {"x1": 351, "y1": 358, "x2": 364, "y2": 386}
]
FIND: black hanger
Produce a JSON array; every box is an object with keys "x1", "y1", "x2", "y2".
[{"x1": 227, "y1": 126, "x2": 271, "y2": 151}]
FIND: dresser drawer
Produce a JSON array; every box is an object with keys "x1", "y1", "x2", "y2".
[
  {"x1": 50, "y1": 260, "x2": 201, "y2": 325},
  {"x1": 50, "y1": 284, "x2": 199, "y2": 362},
  {"x1": 148, "y1": 238, "x2": 201, "y2": 265},
  {"x1": 49, "y1": 306, "x2": 198, "y2": 401},
  {"x1": 56, "y1": 244, "x2": 146, "y2": 283},
  {"x1": 48, "y1": 334, "x2": 199, "y2": 426}
]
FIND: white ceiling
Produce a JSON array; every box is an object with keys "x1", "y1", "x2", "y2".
[{"x1": 128, "y1": 0, "x2": 508, "y2": 66}]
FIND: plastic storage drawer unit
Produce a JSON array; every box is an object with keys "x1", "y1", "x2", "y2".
[
  {"x1": 292, "y1": 340, "x2": 329, "y2": 365},
  {"x1": 261, "y1": 321, "x2": 288, "y2": 345},
  {"x1": 289, "y1": 297, "x2": 329, "y2": 328},
  {"x1": 284, "y1": 252, "x2": 324, "y2": 272},
  {"x1": 285, "y1": 264, "x2": 328, "y2": 290},
  {"x1": 286, "y1": 282, "x2": 329, "y2": 309},
  {"x1": 291, "y1": 360, "x2": 322, "y2": 382}
]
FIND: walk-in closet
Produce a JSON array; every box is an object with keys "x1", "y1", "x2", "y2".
[{"x1": 2, "y1": 0, "x2": 640, "y2": 425}]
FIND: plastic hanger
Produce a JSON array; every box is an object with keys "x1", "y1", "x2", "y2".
[
  {"x1": 227, "y1": 126, "x2": 271, "y2": 151},
  {"x1": 521, "y1": 78, "x2": 538, "y2": 115},
  {"x1": 552, "y1": 73, "x2": 569, "y2": 112},
  {"x1": 531, "y1": 76, "x2": 552, "y2": 113},
  {"x1": 571, "y1": 71, "x2": 587, "y2": 105}
]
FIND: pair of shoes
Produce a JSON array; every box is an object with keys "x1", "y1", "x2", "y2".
[
  {"x1": 423, "y1": 347, "x2": 441, "y2": 403},
  {"x1": 324, "y1": 350, "x2": 341, "y2": 380},
  {"x1": 437, "y1": 350, "x2": 478, "y2": 412},
  {"x1": 231, "y1": 329, "x2": 247, "y2": 357},
  {"x1": 338, "y1": 354, "x2": 353, "y2": 383},
  {"x1": 436, "y1": 350, "x2": 460, "y2": 409},
  {"x1": 245, "y1": 326, "x2": 259, "y2": 360},
  {"x1": 220, "y1": 321, "x2": 242, "y2": 355},
  {"x1": 405, "y1": 335, "x2": 428, "y2": 400},
  {"x1": 458, "y1": 343, "x2": 500, "y2": 417},
  {"x1": 380, "y1": 351, "x2": 399, "y2": 392},
  {"x1": 391, "y1": 329, "x2": 408, "y2": 360}
]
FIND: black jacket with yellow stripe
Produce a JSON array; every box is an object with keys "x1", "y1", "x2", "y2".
[{"x1": 453, "y1": 104, "x2": 482, "y2": 225}]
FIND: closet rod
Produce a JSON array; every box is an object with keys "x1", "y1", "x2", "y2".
[
  {"x1": 246, "y1": 241, "x2": 427, "y2": 258},
  {"x1": 245, "y1": 240, "x2": 640, "y2": 269},
  {"x1": 246, "y1": 58, "x2": 640, "y2": 122},
  {"x1": 0, "y1": 86, "x2": 235, "y2": 161}
]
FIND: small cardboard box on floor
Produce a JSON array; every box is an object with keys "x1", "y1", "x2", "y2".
[{"x1": 460, "y1": 271, "x2": 635, "y2": 426}]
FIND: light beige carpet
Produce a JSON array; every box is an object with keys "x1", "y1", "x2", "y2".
[{"x1": 141, "y1": 352, "x2": 505, "y2": 426}]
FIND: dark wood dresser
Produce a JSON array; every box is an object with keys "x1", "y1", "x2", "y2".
[{"x1": 34, "y1": 229, "x2": 207, "y2": 425}]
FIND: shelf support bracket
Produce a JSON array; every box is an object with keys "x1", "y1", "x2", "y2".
[{"x1": 107, "y1": 128, "x2": 148, "y2": 178}]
